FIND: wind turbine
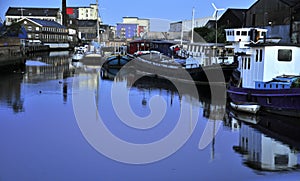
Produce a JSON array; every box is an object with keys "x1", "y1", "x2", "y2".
[
  {"x1": 212, "y1": 3, "x2": 225, "y2": 19},
  {"x1": 211, "y1": 3, "x2": 225, "y2": 59}
]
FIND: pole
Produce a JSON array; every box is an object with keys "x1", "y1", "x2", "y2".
[
  {"x1": 180, "y1": 21, "x2": 184, "y2": 46},
  {"x1": 96, "y1": 0, "x2": 100, "y2": 44},
  {"x1": 191, "y1": 7, "x2": 195, "y2": 43},
  {"x1": 18, "y1": 8, "x2": 26, "y2": 18},
  {"x1": 215, "y1": 10, "x2": 218, "y2": 48}
]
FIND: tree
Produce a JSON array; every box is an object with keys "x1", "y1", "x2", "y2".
[
  {"x1": 0, "y1": 22, "x2": 27, "y2": 38},
  {"x1": 194, "y1": 27, "x2": 226, "y2": 43}
]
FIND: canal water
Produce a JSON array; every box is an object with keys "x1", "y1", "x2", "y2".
[{"x1": 0, "y1": 51, "x2": 299, "y2": 180}]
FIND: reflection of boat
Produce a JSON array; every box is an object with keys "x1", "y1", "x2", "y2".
[
  {"x1": 226, "y1": 27, "x2": 300, "y2": 117},
  {"x1": 230, "y1": 102, "x2": 260, "y2": 114},
  {"x1": 228, "y1": 109, "x2": 259, "y2": 125},
  {"x1": 72, "y1": 50, "x2": 85, "y2": 62},
  {"x1": 229, "y1": 110, "x2": 300, "y2": 172},
  {"x1": 100, "y1": 54, "x2": 134, "y2": 80},
  {"x1": 102, "y1": 54, "x2": 133, "y2": 69}
]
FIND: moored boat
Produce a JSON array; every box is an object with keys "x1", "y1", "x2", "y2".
[
  {"x1": 226, "y1": 27, "x2": 300, "y2": 117},
  {"x1": 129, "y1": 50, "x2": 236, "y2": 84},
  {"x1": 72, "y1": 49, "x2": 85, "y2": 62},
  {"x1": 230, "y1": 102, "x2": 260, "y2": 114}
]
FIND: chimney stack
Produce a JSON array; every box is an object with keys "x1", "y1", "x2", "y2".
[{"x1": 62, "y1": 0, "x2": 67, "y2": 26}]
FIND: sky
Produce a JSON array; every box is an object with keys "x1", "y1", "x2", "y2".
[{"x1": 0, "y1": 0, "x2": 257, "y2": 31}]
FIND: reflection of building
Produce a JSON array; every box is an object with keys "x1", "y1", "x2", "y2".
[
  {"x1": 24, "y1": 51, "x2": 72, "y2": 82},
  {"x1": 0, "y1": 74, "x2": 24, "y2": 113},
  {"x1": 203, "y1": 102, "x2": 226, "y2": 120},
  {"x1": 234, "y1": 122, "x2": 298, "y2": 171}
]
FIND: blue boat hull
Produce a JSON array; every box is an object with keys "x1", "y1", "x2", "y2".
[{"x1": 227, "y1": 86, "x2": 300, "y2": 117}]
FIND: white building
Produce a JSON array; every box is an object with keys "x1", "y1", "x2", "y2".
[
  {"x1": 5, "y1": 7, "x2": 62, "y2": 26},
  {"x1": 169, "y1": 17, "x2": 216, "y2": 32},
  {"x1": 78, "y1": 4, "x2": 99, "y2": 21}
]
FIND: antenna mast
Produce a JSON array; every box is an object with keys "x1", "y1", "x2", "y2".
[{"x1": 96, "y1": 0, "x2": 100, "y2": 44}]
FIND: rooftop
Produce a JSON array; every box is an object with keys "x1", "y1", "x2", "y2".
[
  {"x1": 29, "y1": 18, "x2": 66, "y2": 28},
  {"x1": 6, "y1": 7, "x2": 60, "y2": 17}
]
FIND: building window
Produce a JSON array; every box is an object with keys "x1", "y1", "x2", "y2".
[
  {"x1": 35, "y1": 34, "x2": 39, "y2": 39},
  {"x1": 28, "y1": 26, "x2": 32, "y2": 31}
]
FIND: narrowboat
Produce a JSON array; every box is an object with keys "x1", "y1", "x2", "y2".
[
  {"x1": 226, "y1": 28, "x2": 300, "y2": 117},
  {"x1": 128, "y1": 52, "x2": 236, "y2": 83},
  {"x1": 100, "y1": 54, "x2": 134, "y2": 79},
  {"x1": 102, "y1": 54, "x2": 133, "y2": 69}
]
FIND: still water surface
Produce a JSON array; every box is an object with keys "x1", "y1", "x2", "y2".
[{"x1": 0, "y1": 52, "x2": 299, "y2": 180}]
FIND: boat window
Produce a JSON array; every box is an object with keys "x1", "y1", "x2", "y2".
[
  {"x1": 278, "y1": 49, "x2": 292, "y2": 61},
  {"x1": 248, "y1": 57, "x2": 251, "y2": 69},
  {"x1": 259, "y1": 49, "x2": 263, "y2": 62},
  {"x1": 236, "y1": 31, "x2": 241, "y2": 36},
  {"x1": 256, "y1": 50, "x2": 259, "y2": 62},
  {"x1": 275, "y1": 155, "x2": 289, "y2": 166},
  {"x1": 241, "y1": 31, "x2": 247, "y2": 36},
  {"x1": 244, "y1": 58, "x2": 247, "y2": 69}
]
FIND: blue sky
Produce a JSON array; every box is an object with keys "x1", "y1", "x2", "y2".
[{"x1": 1, "y1": 0, "x2": 257, "y2": 30}]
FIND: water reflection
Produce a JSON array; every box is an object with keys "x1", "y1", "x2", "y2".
[
  {"x1": 1, "y1": 55, "x2": 300, "y2": 179},
  {"x1": 24, "y1": 51, "x2": 74, "y2": 83},
  {"x1": 228, "y1": 110, "x2": 300, "y2": 171},
  {"x1": 0, "y1": 73, "x2": 24, "y2": 113},
  {"x1": 0, "y1": 51, "x2": 76, "y2": 113}
]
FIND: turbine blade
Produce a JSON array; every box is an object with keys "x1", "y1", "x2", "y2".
[{"x1": 212, "y1": 3, "x2": 217, "y2": 10}]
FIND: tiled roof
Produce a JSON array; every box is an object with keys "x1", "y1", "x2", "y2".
[
  {"x1": 6, "y1": 7, "x2": 60, "y2": 17},
  {"x1": 29, "y1": 18, "x2": 66, "y2": 28}
]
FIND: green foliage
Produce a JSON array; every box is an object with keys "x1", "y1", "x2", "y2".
[
  {"x1": 0, "y1": 22, "x2": 23, "y2": 38},
  {"x1": 194, "y1": 27, "x2": 226, "y2": 43}
]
